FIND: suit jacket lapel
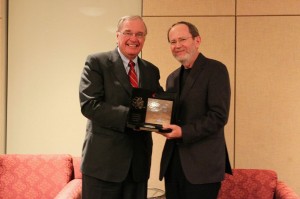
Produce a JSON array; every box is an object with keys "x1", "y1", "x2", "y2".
[
  {"x1": 137, "y1": 58, "x2": 147, "y2": 88},
  {"x1": 109, "y1": 49, "x2": 132, "y2": 95},
  {"x1": 180, "y1": 54, "x2": 205, "y2": 101}
]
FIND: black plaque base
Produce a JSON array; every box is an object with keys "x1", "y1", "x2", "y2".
[{"x1": 132, "y1": 123, "x2": 172, "y2": 133}]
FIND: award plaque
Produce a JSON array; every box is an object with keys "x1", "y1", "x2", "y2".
[{"x1": 127, "y1": 88, "x2": 176, "y2": 133}]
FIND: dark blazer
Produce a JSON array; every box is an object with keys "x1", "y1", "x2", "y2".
[
  {"x1": 79, "y1": 48, "x2": 163, "y2": 183},
  {"x1": 160, "y1": 53, "x2": 232, "y2": 184}
]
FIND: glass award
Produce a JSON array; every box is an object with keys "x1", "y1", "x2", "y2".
[{"x1": 127, "y1": 88, "x2": 176, "y2": 133}]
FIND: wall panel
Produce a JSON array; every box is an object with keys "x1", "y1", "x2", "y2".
[
  {"x1": 143, "y1": 0, "x2": 235, "y2": 16},
  {"x1": 237, "y1": 0, "x2": 300, "y2": 15},
  {"x1": 236, "y1": 16, "x2": 300, "y2": 193}
]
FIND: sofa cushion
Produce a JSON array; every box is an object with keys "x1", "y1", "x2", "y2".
[
  {"x1": 218, "y1": 169, "x2": 277, "y2": 199},
  {"x1": 0, "y1": 154, "x2": 73, "y2": 199}
]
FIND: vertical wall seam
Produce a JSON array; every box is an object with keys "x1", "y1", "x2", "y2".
[
  {"x1": 233, "y1": 0, "x2": 237, "y2": 168},
  {"x1": 4, "y1": 0, "x2": 9, "y2": 154}
]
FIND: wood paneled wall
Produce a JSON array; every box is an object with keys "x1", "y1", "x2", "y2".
[{"x1": 142, "y1": 0, "x2": 300, "y2": 194}]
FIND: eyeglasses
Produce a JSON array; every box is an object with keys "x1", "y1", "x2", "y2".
[
  {"x1": 169, "y1": 37, "x2": 193, "y2": 46},
  {"x1": 119, "y1": 31, "x2": 145, "y2": 39}
]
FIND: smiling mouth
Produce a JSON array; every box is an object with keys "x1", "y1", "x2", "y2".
[
  {"x1": 127, "y1": 44, "x2": 139, "y2": 47},
  {"x1": 175, "y1": 51, "x2": 185, "y2": 55}
]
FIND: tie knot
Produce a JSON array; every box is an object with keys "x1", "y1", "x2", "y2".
[{"x1": 128, "y1": 60, "x2": 135, "y2": 68}]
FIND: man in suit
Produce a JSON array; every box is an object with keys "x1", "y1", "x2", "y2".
[
  {"x1": 158, "y1": 21, "x2": 232, "y2": 199},
  {"x1": 79, "y1": 15, "x2": 163, "y2": 199}
]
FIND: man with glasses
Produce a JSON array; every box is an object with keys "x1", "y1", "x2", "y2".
[
  {"x1": 158, "y1": 21, "x2": 232, "y2": 199},
  {"x1": 79, "y1": 15, "x2": 163, "y2": 199}
]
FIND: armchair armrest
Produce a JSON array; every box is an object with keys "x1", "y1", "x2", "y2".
[
  {"x1": 54, "y1": 179, "x2": 82, "y2": 199},
  {"x1": 275, "y1": 181, "x2": 299, "y2": 199}
]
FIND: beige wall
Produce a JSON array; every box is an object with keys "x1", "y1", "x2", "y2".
[
  {"x1": 6, "y1": 0, "x2": 141, "y2": 154},
  {"x1": 142, "y1": 0, "x2": 300, "y2": 195}
]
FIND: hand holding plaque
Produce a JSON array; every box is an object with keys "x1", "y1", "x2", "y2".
[{"x1": 127, "y1": 88, "x2": 176, "y2": 133}]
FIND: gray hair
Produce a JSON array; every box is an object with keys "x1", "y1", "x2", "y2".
[{"x1": 117, "y1": 15, "x2": 147, "y2": 35}]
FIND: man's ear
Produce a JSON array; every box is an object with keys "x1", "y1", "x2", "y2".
[{"x1": 195, "y1": 36, "x2": 201, "y2": 47}]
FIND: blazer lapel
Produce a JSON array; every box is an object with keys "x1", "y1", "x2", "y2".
[
  {"x1": 137, "y1": 58, "x2": 147, "y2": 88},
  {"x1": 180, "y1": 54, "x2": 205, "y2": 101},
  {"x1": 109, "y1": 49, "x2": 132, "y2": 95}
]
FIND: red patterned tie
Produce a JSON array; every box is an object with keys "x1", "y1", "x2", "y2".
[{"x1": 128, "y1": 60, "x2": 138, "y2": 88}]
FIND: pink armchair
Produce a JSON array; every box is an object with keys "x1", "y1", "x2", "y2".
[
  {"x1": 218, "y1": 169, "x2": 299, "y2": 199},
  {"x1": 0, "y1": 154, "x2": 82, "y2": 199},
  {"x1": 55, "y1": 156, "x2": 82, "y2": 199}
]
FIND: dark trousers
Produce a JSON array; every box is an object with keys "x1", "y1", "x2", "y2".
[
  {"x1": 165, "y1": 147, "x2": 221, "y2": 199},
  {"x1": 82, "y1": 171, "x2": 147, "y2": 199}
]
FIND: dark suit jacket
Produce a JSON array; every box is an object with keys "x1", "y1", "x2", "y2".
[
  {"x1": 160, "y1": 53, "x2": 232, "y2": 184},
  {"x1": 79, "y1": 48, "x2": 163, "y2": 183}
]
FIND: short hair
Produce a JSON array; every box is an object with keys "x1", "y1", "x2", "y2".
[
  {"x1": 167, "y1": 21, "x2": 200, "y2": 42},
  {"x1": 117, "y1": 15, "x2": 147, "y2": 35}
]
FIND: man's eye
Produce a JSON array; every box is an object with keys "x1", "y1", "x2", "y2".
[
  {"x1": 136, "y1": 33, "x2": 144, "y2": 37},
  {"x1": 124, "y1": 32, "x2": 132, "y2": 36}
]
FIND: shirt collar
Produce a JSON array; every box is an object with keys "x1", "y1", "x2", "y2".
[{"x1": 117, "y1": 47, "x2": 138, "y2": 66}]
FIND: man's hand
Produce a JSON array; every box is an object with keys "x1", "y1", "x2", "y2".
[{"x1": 158, "y1": 124, "x2": 182, "y2": 139}]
